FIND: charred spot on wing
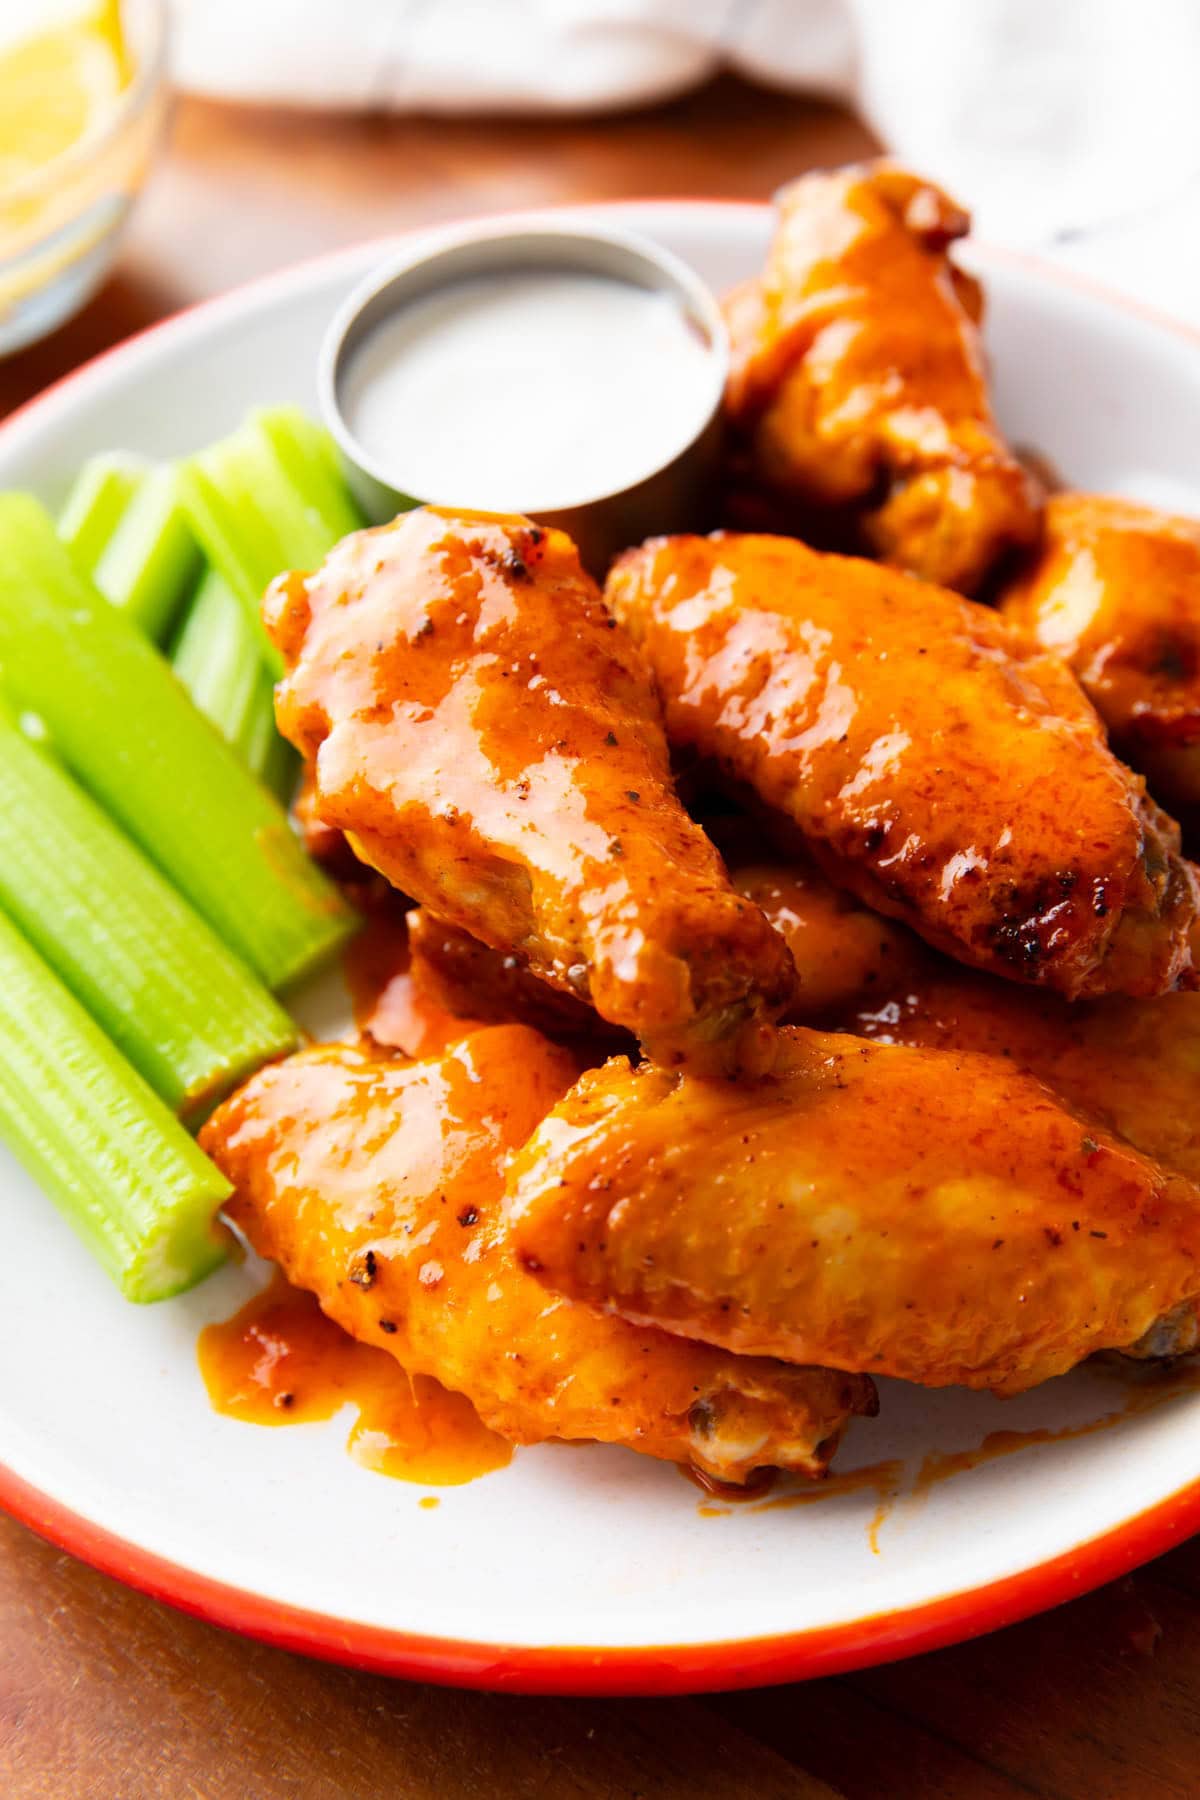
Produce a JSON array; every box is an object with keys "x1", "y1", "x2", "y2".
[{"x1": 349, "y1": 1247, "x2": 377, "y2": 1289}]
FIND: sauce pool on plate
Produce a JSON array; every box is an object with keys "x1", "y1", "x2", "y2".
[
  {"x1": 338, "y1": 267, "x2": 718, "y2": 512},
  {"x1": 198, "y1": 1270, "x2": 512, "y2": 1487}
]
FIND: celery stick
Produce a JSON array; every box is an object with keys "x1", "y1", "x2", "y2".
[
  {"x1": 172, "y1": 571, "x2": 297, "y2": 800},
  {"x1": 0, "y1": 494, "x2": 355, "y2": 990},
  {"x1": 256, "y1": 406, "x2": 363, "y2": 531},
  {"x1": 58, "y1": 453, "x2": 145, "y2": 575},
  {"x1": 180, "y1": 407, "x2": 364, "y2": 675},
  {"x1": 92, "y1": 463, "x2": 202, "y2": 642},
  {"x1": 0, "y1": 704, "x2": 297, "y2": 1119},
  {"x1": 171, "y1": 566, "x2": 261, "y2": 748},
  {"x1": 239, "y1": 663, "x2": 298, "y2": 803},
  {"x1": 0, "y1": 910, "x2": 230, "y2": 1302}
]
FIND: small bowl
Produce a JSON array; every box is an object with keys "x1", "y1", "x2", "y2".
[
  {"x1": 318, "y1": 219, "x2": 729, "y2": 573},
  {"x1": 0, "y1": 0, "x2": 170, "y2": 357}
]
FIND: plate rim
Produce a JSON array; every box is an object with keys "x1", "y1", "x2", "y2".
[
  {"x1": 6, "y1": 1454, "x2": 1199, "y2": 1695},
  {"x1": 4, "y1": 197, "x2": 1200, "y2": 1695}
]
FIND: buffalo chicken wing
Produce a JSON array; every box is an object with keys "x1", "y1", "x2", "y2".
[
  {"x1": 508, "y1": 1029, "x2": 1200, "y2": 1394},
  {"x1": 747, "y1": 849, "x2": 1200, "y2": 1187},
  {"x1": 723, "y1": 162, "x2": 1040, "y2": 594},
  {"x1": 265, "y1": 508, "x2": 794, "y2": 1064},
  {"x1": 608, "y1": 531, "x2": 1198, "y2": 999},
  {"x1": 201, "y1": 1025, "x2": 871, "y2": 1481},
  {"x1": 1001, "y1": 494, "x2": 1200, "y2": 825}
]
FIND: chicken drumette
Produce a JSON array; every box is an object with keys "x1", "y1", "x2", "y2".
[
  {"x1": 200, "y1": 1025, "x2": 871, "y2": 1482},
  {"x1": 723, "y1": 161, "x2": 1040, "y2": 594},
  {"x1": 265, "y1": 507, "x2": 794, "y2": 1066},
  {"x1": 608, "y1": 531, "x2": 1198, "y2": 999}
]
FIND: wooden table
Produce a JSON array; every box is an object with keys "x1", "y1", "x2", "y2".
[{"x1": 1, "y1": 79, "x2": 1196, "y2": 1800}]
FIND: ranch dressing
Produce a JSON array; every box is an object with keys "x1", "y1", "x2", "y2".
[{"x1": 339, "y1": 267, "x2": 717, "y2": 513}]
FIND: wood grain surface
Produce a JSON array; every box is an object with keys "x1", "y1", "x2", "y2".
[{"x1": 1, "y1": 76, "x2": 1195, "y2": 1800}]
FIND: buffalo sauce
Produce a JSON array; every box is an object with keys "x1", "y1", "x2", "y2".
[
  {"x1": 342, "y1": 909, "x2": 483, "y2": 1056},
  {"x1": 680, "y1": 1463, "x2": 777, "y2": 1505},
  {"x1": 695, "y1": 1455, "x2": 906, "y2": 1554},
  {"x1": 694, "y1": 1361, "x2": 1200, "y2": 1551},
  {"x1": 913, "y1": 1357, "x2": 1200, "y2": 1501},
  {"x1": 198, "y1": 1270, "x2": 512, "y2": 1487}
]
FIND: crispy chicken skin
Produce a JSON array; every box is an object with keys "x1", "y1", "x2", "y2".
[
  {"x1": 1001, "y1": 495, "x2": 1200, "y2": 822},
  {"x1": 608, "y1": 531, "x2": 1198, "y2": 999},
  {"x1": 508, "y1": 1028, "x2": 1200, "y2": 1395},
  {"x1": 265, "y1": 507, "x2": 794, "y2": 1062},
  {"x1": 758, "y1": 863, "x2": 1200, "y2": 1357},
  {"x1": 723, "y1": 162, "x2": 1040, "y2": 594},
  {"x1": 852, "y1": 972, "x2": 1200, "y2": 1188},
  {"x1": 743, "y1": 847, "x2": 1200, "y2": 1185},
  {"x1": 200, "y1": 1027, "x2": 870, "y2": 1481}
]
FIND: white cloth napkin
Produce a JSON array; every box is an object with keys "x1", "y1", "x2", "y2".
[{"x1": 168, "y1": 0, "x2": 1200, "y2": 318}]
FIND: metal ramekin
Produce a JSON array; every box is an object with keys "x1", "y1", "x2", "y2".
[{"x1": 317, "y1": 218, "x2": 729, "y2": 574}]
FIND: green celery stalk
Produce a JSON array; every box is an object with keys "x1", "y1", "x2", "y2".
[
  {"x1": 172, "y1": 570, "x2": 298, "y2": 801},
  {"x1": 180, "y1": 407, "x2": 364, "y2": 675},
  {"x1": 256, "y1": 406, "x2": 364, "y2": 531},
  {"x1": 239, "y1": 663, "x2": 298, "y2": 803},
  {"x1": 0, "y1": 494, "x2": 355, "y2": 990},
  {"x1": 58, "y1": 453, "x2": 146, "y2": 575},
  {"x1": 91, "y1": 462, "x2": 202, "y2": 642},
  {"x1": 0, "y1": 909, "x2": 230, "y2": 1302},
  {"x1": 171, "y1": 565, "x2": 262, "y2": 748},
  {"x1": 0, "y1": 702, "x2": 297, "y2": 1120}
]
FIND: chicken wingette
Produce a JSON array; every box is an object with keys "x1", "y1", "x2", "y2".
[
  {"x1": 740, "y1": 848, "x2": 1200, "y2": 1189},
  {"x1": 508, "y1": 1028, "x2": 1200, "y2": 1395},
  {"x1": 1001, "y1": 494, "x2": 1200, "y2": 825},
  {"x1": 200, "y1": 1025, "x2": 872, "y2": 1482},
  {"x1": 852, "y1": 971, "x2": 1200, "y2": 1192},
  {"x1": 608, "y1": 531, "x2": 1198, "y2": 999},
  {"x1": 723, "y1": 161, "x2": 1040, "y2": 594},
  {"x1": 265, "y1": 508, "x2": 794, "y2": 1066}
]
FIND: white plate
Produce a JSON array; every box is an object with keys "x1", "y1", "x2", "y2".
[{"x1": 3, "y1": 202, "x2": 1200, "y2": 1697}]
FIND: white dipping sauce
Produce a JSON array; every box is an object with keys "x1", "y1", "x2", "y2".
[{"x1": 340, "y1": 268, "x2": 717, "y2": 512}]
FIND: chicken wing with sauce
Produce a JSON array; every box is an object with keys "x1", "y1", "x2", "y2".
[
  {"x1": 407, "y1": 907, "x2": 628, "y2": 1054},
  {"x1": 853, "y1": 972, "x2": 1200, "y2": 1192},
  {"x1": 743, "y1": 847, "x2": 1200, "y2": 1189},
  {"x1": 200, "y1": 1026, "x2": 871, "y2": 1481},
  {"x1": 265, "y1": 508, "x2": 794, "y2": 1065},
  {"x1": 731, "y1": 855, "x2": 925, "y2": 1022},
  {"x1": 1001, "y1": 495, "x2": 1200, "y2": 825},
  {"x1": 508, "y1": 1028, "x2": 1200, "y2": 1395},
  {"x1": 608, "y1": 531, "x2": 1198, "y2": 999},
  {"x1": 723, "y1": 162, "x2": 1040, "y2": 594}
]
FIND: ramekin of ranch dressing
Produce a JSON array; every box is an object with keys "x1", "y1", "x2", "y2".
[{"x1": 318, "y1": 220, "x2": 729, "y2": 572}]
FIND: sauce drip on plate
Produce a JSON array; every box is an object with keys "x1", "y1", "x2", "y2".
[
  {"x1": 198, "y1": 1270, "x2": 512, "y2": 1486},
  {"x1": 694, "y1": 1360, "x2": 1200, "y2": 1552}
]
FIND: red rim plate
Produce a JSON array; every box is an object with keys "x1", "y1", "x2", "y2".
[{"x1": 3, "y1": 200, "x2": 1199, "y2": 1696}]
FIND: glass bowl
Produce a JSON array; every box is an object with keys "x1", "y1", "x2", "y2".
[{"x1": 0, "y1": 0, "x2": 169, "y2": 356}]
